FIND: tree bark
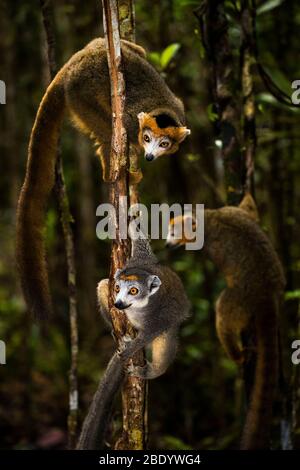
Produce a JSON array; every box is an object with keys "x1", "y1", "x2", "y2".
[{"x1": 102, "y1": 0, "x2": 146, "y2": 450}]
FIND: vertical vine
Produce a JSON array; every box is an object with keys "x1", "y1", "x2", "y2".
[{"x1": 39, "y1": 0, "x2": 79, "y2": 449}]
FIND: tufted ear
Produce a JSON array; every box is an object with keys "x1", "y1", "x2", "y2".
[
  {"x1": 147, "y1": 275, "x2": 161, "y2": 295},
  {"x1": 177, "y1": 127, "x2": 191, "y2": 143},
  {"x1": 137, "y1": 112, "x2": 148, "y2": 125},
  {"x1": 137, "y1": 112, "x2": 157, "y2": 130},
  {"x1": 114, "y1": 269, "x2": 122, "y2": 280}
]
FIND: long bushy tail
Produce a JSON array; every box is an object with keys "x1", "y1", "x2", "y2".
[
  {"x1": 77, "y1": 353, "x2": 124, "y2": 450},
  {"x1": 16, "y1": 74, "x2": 65, "y2": 319},
  {"x1": 240, "y1": 299, "x2": 278, "y2": 449}
]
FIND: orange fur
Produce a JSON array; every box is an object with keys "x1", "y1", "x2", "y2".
[
  {"x1": 138, "y1": 113, "x2": 189, "y2": 145},
  {"x1": 120, "y1": 274, "x2": 139, "y2": 281}
]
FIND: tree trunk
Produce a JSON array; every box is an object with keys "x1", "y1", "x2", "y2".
[{"x1": 102, "y1": 0, "x2": 146, "y2": 450}]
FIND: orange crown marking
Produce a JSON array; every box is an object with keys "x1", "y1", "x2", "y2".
[
  {"x1": 138, "y1": 113, "x2": 187, "y2": 141},
  {"x1": 120, "y1": 274, "x2": 139, "y2": 281}
]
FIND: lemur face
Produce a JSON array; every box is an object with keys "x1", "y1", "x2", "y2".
[
  {"x1": 166, "y1": 214, "x2": 196, "y2": 248},
  {"x1": 137, "y1": 112, "x2": 190, "y2": 162},
  {"x1": 113, "y1": 270, "x2": 161, "y2": 312}
]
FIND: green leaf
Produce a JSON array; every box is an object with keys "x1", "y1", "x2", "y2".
[
  {"x1": 148, "y1": 52, "x2": 161, "y2": 69},
  {"x1": 162, "y1": 435, "x2": 193, "y2": 450},
  {"x1": 160, "y1": 43, "x2": 181, "y2": 70},
  {"x1": 207, "y1": 103, "x2": 218, "y2": 122},
  {"x1": 285, "y1": 289, "x2": 300, "y2": 300},
  {"x1": 257, "y1": 0, "x2": 285, "y2": 15}
]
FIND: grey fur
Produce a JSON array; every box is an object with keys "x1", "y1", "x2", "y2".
[{"x1": 77, "y1": 233, "x2": 190, "y2": 449}]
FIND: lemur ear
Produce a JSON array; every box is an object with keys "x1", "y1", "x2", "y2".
[
  {"x1": 184, "y1": 212, "x2": 197, "y2": 229},
  {"x1": 148, "y1": 275, "x2": 161, "y2": 295},
  {"x1": 137, "y1": 112, "x2": 148, "y2": 126},
  {"x1": 114, "y1": 269, "x2": 122, "y2": 280},
  {"x1": 177, "y1": 127, "x2": 191, "y2": 143}
]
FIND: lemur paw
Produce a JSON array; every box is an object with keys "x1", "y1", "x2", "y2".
[
  {"x1": 117, "y1": 335, "x2": 133, "y2": 360},
  {"x1": 127, "y1": 364, "x2": 147, "y2": 379}
]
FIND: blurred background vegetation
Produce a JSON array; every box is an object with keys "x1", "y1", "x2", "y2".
[{"x1": 0, "y1": 0, "x2": 300, "y2": 449}]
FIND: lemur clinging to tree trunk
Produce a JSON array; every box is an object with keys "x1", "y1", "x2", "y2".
[
  {"x1": 16, "y1": 38, "x2": 190, "y2": 321},
  {"x1": 77, "y1": 226, "x2": 190, "y2": 449}
]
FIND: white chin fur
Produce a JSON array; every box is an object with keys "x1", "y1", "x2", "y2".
[{"x1": 127, "y1": 297, "x2": 149, "y2": 310}]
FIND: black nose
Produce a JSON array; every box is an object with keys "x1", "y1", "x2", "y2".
[
  {"x1": 145, "y1": 154, "x2": 154, "y2": 162},
  {"x1": 114, "y1": 300, "x2": 126, "y2": 310},
  {"x1": 165, "y1": 241, "x2": 179, "y2": 250}
]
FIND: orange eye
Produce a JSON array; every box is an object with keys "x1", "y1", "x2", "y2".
[
  {"x1": 115, "y1": 285, "x2": 120, "y2": 293},
  {"x1": 144, "y1": 134, "x2": 150, "y2": 142},
  {"x1": 129, "y1": 287, "x2": 138, "y2": 296}
]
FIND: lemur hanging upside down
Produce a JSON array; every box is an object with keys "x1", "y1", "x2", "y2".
[
  {"x1": 16, "y1": 37, "x2": 190, "y2": 321},
  {"x1": 166, "y1": 194, "x2": 285, "y2": 450},
  {"x1": 77, "y1": 227, "x2": 190, "y2": 449}
]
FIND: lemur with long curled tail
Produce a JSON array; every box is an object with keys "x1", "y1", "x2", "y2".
[
  {"x1": 166, "y1": 194, "x2": 285, "y2": 449},
  {"x1": 77, "y1": 227, "x2": 190, "y2": 449},
  {"x1": 16, "y1": 37, "x2": 190, "y2": 320}
]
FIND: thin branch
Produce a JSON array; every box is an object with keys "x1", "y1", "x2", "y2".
[
  {"x1": 241, "y1": 0, "x2": 257, "y2": 194},
  {"x1": 39, "y1": 0, "x2": 79, "y2": 449},
  {"x1": 195, "y1": 0, "x2": 245, "y2": 205}
]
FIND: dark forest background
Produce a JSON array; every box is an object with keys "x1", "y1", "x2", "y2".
[{"x1": 0, "y1": 0, "x2": 300, "y2": 449}]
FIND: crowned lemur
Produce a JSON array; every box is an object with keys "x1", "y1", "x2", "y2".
[
  {"x1": 77, "y1": 227, "x2": 190, "y2": 450},
  {"x1": 166, "y1": 193, "x2": 285, "y2": 450},
  {"x1": 16, "y1": 37, "x2": 191, "y2": 321}
]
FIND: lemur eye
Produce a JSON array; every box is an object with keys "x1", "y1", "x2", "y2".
[
  {"x1": 115, "y1": 285, "x2": 120, "y2": 293},
  {"x1": 144, "y1": 134, "x2": 151, "y2": 143},
  {"x1": 129, "y1": 287, "x2": 138, "y2": 296},
  {"x1": 160, "y1": 141, "x2": 169, "y2": 148}
]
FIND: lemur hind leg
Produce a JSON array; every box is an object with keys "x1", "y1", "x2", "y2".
[
  {"x1": 215, "y1": 288, "x2": 251, "y2": 365},
  {"x1": 127, "y1": 327, "x2": 178, "y2": 379},
  {"x1": 67, "y1": 94, "x2": 112, "y2": 182}
]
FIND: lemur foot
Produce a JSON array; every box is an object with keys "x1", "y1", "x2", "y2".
[{"x1": 129, "y1": 168, "x2": 143, "y2": 185}]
